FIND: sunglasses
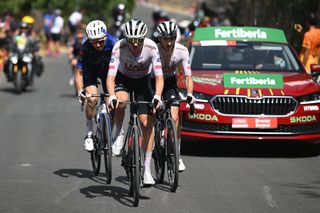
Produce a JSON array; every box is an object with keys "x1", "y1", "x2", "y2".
[
  {"x1": 127, "y1": 38, "x2": 144, "y2": 46},
  {"x1": 89, "y1": 37, "x2": 106, "y2": 46}
]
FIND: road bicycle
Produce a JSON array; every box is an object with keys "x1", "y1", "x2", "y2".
[
  {"x1": 119, "y1": 93, "x2": 155, "y2": 207},
  {"x1": 153, "y1": 97, "x2": 195, "y2": 192},
  {"x1": 82, "y1": 93, "x2": 113, "y2": 184}
]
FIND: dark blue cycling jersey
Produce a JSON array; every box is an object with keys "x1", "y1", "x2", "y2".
[
  {"x1": 77, "y1": 33, "x2": 118, "y2": 72},
  {"x1": 77, "y1": 33, "x2": 118, "y2": 92}
]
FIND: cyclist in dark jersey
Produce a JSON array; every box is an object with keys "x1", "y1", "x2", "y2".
[
  {"x1": 75, "y1": 20, "x2": 118, "y2": 152},
  {"x1": 67, "y1": 30, "x2": 86, "y2": 94}
]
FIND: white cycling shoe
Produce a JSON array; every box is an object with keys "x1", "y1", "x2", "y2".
[
  {"x1": 143, "y1": 170, "x2": 155, "y2": 185},
  {"x1": 84, "y1": 135, "x2": 94, "y2": 152},
  {"x1": 179, "y1": 158, "x2": 186, "y2": 172},
  {"x1": 112, "y1": 134, "x2": 124, "y2": 156}
]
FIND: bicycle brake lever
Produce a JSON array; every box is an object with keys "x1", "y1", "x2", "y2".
[{"x1": 186, "y1": 96, "x2": 195, "y2": 115}]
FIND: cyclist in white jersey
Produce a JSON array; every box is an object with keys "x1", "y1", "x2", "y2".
[
  {"x1": 153, "y1": 21, "x2": 195, "y2": 172},
  {"x1": 107, "y1": 19, "x2": 164, "y2": 185}
]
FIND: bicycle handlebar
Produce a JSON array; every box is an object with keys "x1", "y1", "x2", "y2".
[
  {"x1": 80, "y1": 93, "x2": 109, "y2": 112},
  {"x1": 85, "y1": 93, "x2": 109, "y2": 98}
]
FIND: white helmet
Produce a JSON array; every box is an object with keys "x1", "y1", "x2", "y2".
[
  {"x1": 86, "y1": 20, "x2": 107, "y2": 40},
  {"x1": 157, "y1": 21, "x2": 178, "y2": 37},
  {"x1": 122, "y1": 19, "x2": 147, "y2": 39}
]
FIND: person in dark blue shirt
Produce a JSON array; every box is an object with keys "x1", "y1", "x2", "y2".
[{"x1": 75, "y1": 20, "x2": 118, "y2": 152}]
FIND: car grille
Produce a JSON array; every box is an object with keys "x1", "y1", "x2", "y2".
[
  {"x1": 182, "y1": 120, "x2": 320, "y2": 135},
  {"x1": 212, "y1": 96, "x2": 297, "y2": 116}
]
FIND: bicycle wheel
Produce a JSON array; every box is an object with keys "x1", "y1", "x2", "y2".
[
  {"x1": 90, "y1": 137, "x2": 101, "y2": 176},
  {"x1": 153, "y1": 120, "x2": 165, "y2": 183},
  {"x1": 102, "y1": 113, "x2": 112, "y2": 184},
  {"x1": 166, "y1": 118, "x2": 179, "y2": 192},
  {"x1": 131, "y1": 126, "x2": 141, "y2": 207}
]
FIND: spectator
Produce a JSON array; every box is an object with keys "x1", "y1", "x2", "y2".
[
  {"x1": 43, "y1": 9, "x2": 55, "y2": 56},
  {"x1": 299, "y1": 13, "x2": 320, "y2": 73},
  {"x1": 3, "y1": 11, "x2": 18, "y2": 37},
  {"x1": 0, "y1": 20, "x2": 8, "y2": 71},
  {"x1": 68, "y1": 9, "x2": 84, "y2": 39},
  {"x1": 50, "y1": 9, "x2": 64, "y2": 57}
]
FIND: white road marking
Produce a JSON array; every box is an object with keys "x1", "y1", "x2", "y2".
[
  {"x1": 19, "y1": 163, "x2": 32, "y2": 167},
  {"x1": 263, "y1": 185, "x2": 279, "y2": 208},
  {"x1": 54, "y1": 180, "x2": 82, "y2": 204}
]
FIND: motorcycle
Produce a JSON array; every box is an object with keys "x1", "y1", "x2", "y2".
[
  {"x1": 8, "y1": 34, "x2": 38, "y2": 93},
  {"x1": 109, "y1": 14, "x2": 125, "y2": 40}
]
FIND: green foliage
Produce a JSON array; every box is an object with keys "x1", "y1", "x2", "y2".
[
  {"x1": 0, "y1": 0, "x2": 135, "y2": 24},
  {"x1": 228, "y1": 0, "x2": 320, "y2": 52}
]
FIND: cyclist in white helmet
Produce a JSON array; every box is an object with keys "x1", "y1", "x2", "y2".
[
  {"x1": 153, "y1": 21, "x2": 195, "y2": 172},
  {"x1": 107, "y1": 19, "x2": 164, "y2": 185},
  {"x1": 75, "y1": 20, "x2": 118, "y2": 152}
]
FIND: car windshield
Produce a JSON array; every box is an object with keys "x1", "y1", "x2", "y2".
[{"x1": 190, "y1": 42, "x2": 303, "y2": 72}]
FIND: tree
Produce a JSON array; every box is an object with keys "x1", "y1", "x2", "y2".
[
  {"x1": 0, "y1": 0, "x2": 135, "y2": 25},
  {"x1": 202, "y1": 0, "x2": 320, "y2": 51}
]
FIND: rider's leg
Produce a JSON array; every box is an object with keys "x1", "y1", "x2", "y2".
[
  {"x1": 85, "y1": 85, "x2": 98, "y2": 136},
  {"x1": 140, "y1": 114, "x2": 155, "y2": 184},
  {"x1": 176, "y1": 111, "x2": 185, "y2": 171},
  {"x1": 112, "y1": 90, "x2": 128, "y2": 156}
]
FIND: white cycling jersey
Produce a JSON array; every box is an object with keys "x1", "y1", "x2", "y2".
[
  {"x1": 157, "y1": 42, "x2": 192, "y2": 79},
  {"x1": 108, "y1": 38, "x2": 163, "y2": 79}
]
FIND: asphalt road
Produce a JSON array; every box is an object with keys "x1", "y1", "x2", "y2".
[{"x1": 0, "y1": 4, "x2": 320, "y2": 213}]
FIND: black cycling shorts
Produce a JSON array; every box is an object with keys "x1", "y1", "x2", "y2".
[
  {"x1": 82, "y1": 66, "x2": 108, "y2": 93},
  {"x1": 115, "y1": 72, "x2": 153, "y2": 115},
  {"x1": 149, "y1": 75, "x2": 180, "y2": 107}
]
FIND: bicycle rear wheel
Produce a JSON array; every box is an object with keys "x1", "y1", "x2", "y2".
[
  {"x1": 102, "y1": 113, "x2": 112, "y2": 184},
  {"x1": 90, "y1": 137, "x2": 101, "y2": 175},
  {"x1": 153, "y1": 121, "x2": 165, "y2": 183},
  {"x1": 166, "y1": 118, "x2": 179, "y2": 192},
  {"x1": 131, "y1": 126, "x2": 141, "y2": 207}
]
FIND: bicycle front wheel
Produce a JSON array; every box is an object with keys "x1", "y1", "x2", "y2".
[
  {"x1": 166, "y1": 118, "x2": 179, "y2": 192},
  {"x1": 91, "y1": 138, "x2": 101, "y2": 176},
  {"x1": 131, "y1": 126, "x2": 141, "y2": 207},
  {"x1": 153, "y1": 121, "x2": 165, "y2": 183},
  {"x1": 102, "y1": 113, "x2": 112, "y2": 184}
]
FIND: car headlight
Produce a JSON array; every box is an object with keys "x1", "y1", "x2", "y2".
[
  {"x1": 298, "y1": 92, "x2": 320, "y2": 104},
  {"x1": 179, "y1": 89, "x2": 210, "y2": 102}
]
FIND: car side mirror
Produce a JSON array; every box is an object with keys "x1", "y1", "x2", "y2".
[
  {"x1": 310, "y1": 64, "x2": 320, "y2": 84},
  {"x1": 310, "y1": 64, "x2": 320, "y2": 74}
]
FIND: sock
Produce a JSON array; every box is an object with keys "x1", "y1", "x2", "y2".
[{"x1": 144, "y1": 152, "x2": 152, "y2": 173}]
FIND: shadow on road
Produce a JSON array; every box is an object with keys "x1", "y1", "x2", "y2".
[
  {"x1": 54, "y1": 169, "x2": 151, "y2": 206},
  {"x1": 279, "y1": 180, "x2": 320, "y2": 199},
  {"x1": 181, "y1": 140, "x2": 320, "y2": 158},
  {"x1": 0, "y1": 86, "x2": 37, "y2": 95},
  {"x1": 53, "y1": 168, "x2": 107, "y2": 184},
  {"x1": 79, "y1": 184, "x2": 150, "y2": 207}
]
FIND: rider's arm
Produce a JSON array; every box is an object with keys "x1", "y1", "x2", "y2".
[
  {"x1": 106, "y1": 75, "x2": 116, "y2": 96},
  {"x1": 185, "y1": 75, "x2": 193, "y2": 94},
  {"x1": 67, "y1": 46, "x2": 74, "y2": 61},
  {"x1": 75, "y1": 49, "x2": 84, "y2": 93},
  {"x1": 107, "y1": 43, "x2": 120, "y2": 97},
  {"x1": 181, "y1": 47, "x2": 193, "y2": 94},
  {"x1": 75, "y1": 68, "x2": 83, "y2": 93},
  {"x1": 152, "y1": 48, "x2": 164, "y2": 97},
  {"x1": 154, "y1": 74, "x2": 164, "y2": 98}
]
